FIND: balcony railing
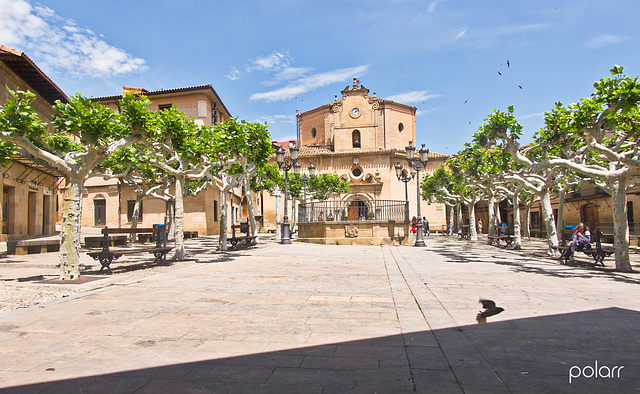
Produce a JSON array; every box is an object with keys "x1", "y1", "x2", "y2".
[{"x1": 298, "y1": 200, "x2": 408, "y2": 223}]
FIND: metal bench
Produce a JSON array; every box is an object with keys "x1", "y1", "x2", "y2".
[
  {"x1": 557, "y1": 227, "x2": 611, "y2": 266},
  {"x1": 228, "y1": 223, "x2": 257, "y2": 249},
  {"x1": 87, "y1": 225, "x2": 173, "y2": 273}
]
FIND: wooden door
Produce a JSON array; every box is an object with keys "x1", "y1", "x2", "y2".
[
  {"x1": 581, "y1": 203, "x2": 599, "y2": 230},
  {"x1": 94, "y1": 199, "x2": 106, "y2": 226},
  {"x1": 28, "y1": 192, "x2": 37, "y2": 235}
]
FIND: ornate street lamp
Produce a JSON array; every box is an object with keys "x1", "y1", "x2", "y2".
[
  {"x1": 405, "y1": 141, "x2": 429, "y2": 247},
  {"x1": 395, "y1": 162, "x2": 415, "y2": 221},
  {"x1": 276, "y1": 146, "x2": 299, "y2": 244}
]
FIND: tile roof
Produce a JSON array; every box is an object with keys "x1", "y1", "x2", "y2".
[
  {"x1": 0, "y1": 45, "x2": 68, "y2": 105},
  {"x1": 270, "y1": 141, "x2": 449, "y2": 159},
  {"x1": 92, "y1": 84, "x2": 232, "y2": 117}
]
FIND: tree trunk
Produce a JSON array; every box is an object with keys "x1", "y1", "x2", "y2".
[
  {"x1": 610, "y1": 178, "x2": 632, "y2": 271},
  {"x1": 274, "y1": 190, "x2": 281, "y2": 240},
  {"x1": 487, "y1": 196, "x2": 496, "y2": 239},
  {"x1": 512, "y1": 189, "x2": 522, "y2": 249},
  {"x1": 172, "y1": 176, "x2": 185, "y2": 260},
  {"x1": 165, "y1": 200, "x2": 174, "y2": 239},
  {"x1": 59, "y1": 178, "x2": 83, "y2": 280},
  {"x1": 290, "y1": 197, "x2": 297, "y2": 234},
  {"x1": 540, "y1": 187, "x2": 559, "y2": 254},
  {"x1": 244, "y1": 177, "x2": 258, "y2": 244},
  {"x1": 456, "y1": 203, "x2": 463, "y2": 235},
  {"x1": 523, "y1": 202, "x2": 531, "y2": 238},
  {"x1": 129, "y1": 190, "x2": 143, "y2": 242},
  {"x1": 219, "y1": 187, "x2": 228, "y2": 251},
  {"x1": 467, "y1": 201, "x2": 478, "y2": 240},
  {"x1": 447, "y1": 204, "x2": 455, "y2": 236},
  {"x1": 0, "y1": 174, "x2": 3, "y2": 240},
  {"x1": 555, "y1": 188, "x2": 566, "y2": 243}
]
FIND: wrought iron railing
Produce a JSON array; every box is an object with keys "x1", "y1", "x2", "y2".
[{"x1": 298, "y1": 200, "x2": 408, "y2": 223}]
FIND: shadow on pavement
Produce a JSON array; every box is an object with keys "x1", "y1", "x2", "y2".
[{"x1": 2, "y1": 308, "x2": 638, "y2": 393}]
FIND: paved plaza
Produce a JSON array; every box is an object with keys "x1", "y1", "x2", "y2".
[{"x1": 0, "y1": 234, "x2": 639, "y2": 393}]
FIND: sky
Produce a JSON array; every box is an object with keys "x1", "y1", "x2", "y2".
[{"x1": 1, "y1": 0, "x2": 639, "y2": 155}]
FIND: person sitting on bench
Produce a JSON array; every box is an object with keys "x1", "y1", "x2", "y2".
[{"x1": 564, "y1": 223, "x2": 591, "y2": 261}]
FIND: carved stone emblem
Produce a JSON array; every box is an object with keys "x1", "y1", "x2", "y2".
[{"x1": 345, "y1": 224, "x2": 359, "y2": 238}]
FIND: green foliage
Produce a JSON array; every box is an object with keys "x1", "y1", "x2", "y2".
[
  {"x1": 151, "y1": 105, "x2": 200, "y2": 159},
  {"x1": 0, "y1": 88, "x2": 49, "y2": 140},
  {"x1": 309, "y1": 173, "x2": 350, "y2": 200},
  {"x1": 0, "y1": 141, "x2": 17, "y2": 167},
  {"x1": 53, "y1": 94, "x2": 123, "y2": 146},
  {"x1": 535, "y1": 65, "x2": 640, "y2": 166},
  {"x1": 42, "y1": 134, "x2": 83, "y2": 157},
  {"x1": 250, "y1": 163, "x2": 282, "y2": 193},
  {"x1": 473, "y1": 106, "x2": 523, "y2": 148}
]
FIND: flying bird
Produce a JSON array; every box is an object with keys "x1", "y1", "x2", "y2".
[
  {"x1": 507, "y1": 60, "x2": 510, "y2": 67},
  {"x1": 498, "y1": 71, "x2": 502, "y2": 76},
  {"x1": 464, "y1": 100, "x2": 468, "y2": 103},
  {"x1": 476, "y1": 299, "x2": 504, "y2": 325},
  {"x1": 519, "y1": 85, "x2": 523, "y2": 89}
]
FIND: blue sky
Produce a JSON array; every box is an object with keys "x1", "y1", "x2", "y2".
[{"x1": 1, "y1": 0, "x2": 638, "y2": 155}]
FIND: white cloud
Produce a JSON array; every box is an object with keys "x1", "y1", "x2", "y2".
[
  {"x1": 455, "y1": 28, "x2": 468, "y2": 40},
  {"x1": 227, "y1": 50, "x2": 299, "y2": 81},
  {"x1": 416, "y1": 107, "x2": 440, "y2": 117},
  {"x1": 225, "y1": 67, "x2": 241, "y2": 80},
  {"x1": 254, "y1": 114, "x2": 296, "y2": 125},
  {"x1": 265, "y1": 66, "x2": 314, "y2": 86},
  {"x1": 586, "y1": 34, "x2": 628, "y2": 49},
  {"x1": 386, "y1": 90, "x2": 441, "y2": 104},
  {"x1": 250, "y1": 65, "x2": 370, "y2": 102},
  {"x1": 247, "y1": 51, "x2": 292, "y2": 73},
  {"x1": 519, "y1": 112, "x2": 545, "y2": 120},
  {"x1": 427, "y1": 0, "x2": 446, "y2": 13},
  {"x1": 0, "y1": 0, "x2": 147, "y2": 78}
]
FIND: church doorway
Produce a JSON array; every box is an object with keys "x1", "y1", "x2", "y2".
[
  {"x1": 581, "y1": 203, "x2": 599, "y2": 229},
  {"x1": 347, "y1": 200, "x2": 368, "y2": 221}
]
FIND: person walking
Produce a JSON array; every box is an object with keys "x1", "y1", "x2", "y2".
[
  {"x1": 477, "y1": 219, "x2": 483, "y2": 234},
  {"x1": 423, "y1": 217, "x2": 430, "y2": 236},
  {"x1": 411, "y1": 216, "x2": 417, "y2": 234}
]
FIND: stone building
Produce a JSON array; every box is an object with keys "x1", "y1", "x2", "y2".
[
  {"x1": 0, "y1": 45, "x2": 66, "y2": 241},
  {"x1": 260, "y1": 78, "x2": 449, "y2": 234},
  {"x1": 84, "y1": 85, "x2": 240, "y2": 236}
]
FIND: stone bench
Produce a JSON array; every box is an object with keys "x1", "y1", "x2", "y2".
[{"x1": 7, "y1": 238, "x2": 60, "y2": 255}]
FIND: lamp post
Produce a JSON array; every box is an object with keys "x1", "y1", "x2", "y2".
[
  {"x1": 405, "y1": 141, "x2": 429, "y2": 247},
  {"x1": 394, "y1": 162, "x2": 415, "y2": 221},
  {"x1": 276, "y1": 146, "x2": 299, "y2": 244}
]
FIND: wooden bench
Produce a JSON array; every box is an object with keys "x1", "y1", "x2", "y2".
[
  {"x1": 228, "y1": 223, "x2": 257, "y2": 249},
  {"x1": 87, "y1": 226, "x2": 173, "y2": 273}
]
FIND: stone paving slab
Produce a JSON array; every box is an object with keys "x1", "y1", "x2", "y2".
[{"x1": 0, "y1": 234, "x2": 639, "y2": 392}]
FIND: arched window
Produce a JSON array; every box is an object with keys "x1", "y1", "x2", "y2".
[{"x1": 352, "y1": 130, "x2": 361, "y2": 148}]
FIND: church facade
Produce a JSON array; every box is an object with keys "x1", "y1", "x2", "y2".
[{"x1": 260, "y1": 79, "x2": 449, "y2": 233}]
